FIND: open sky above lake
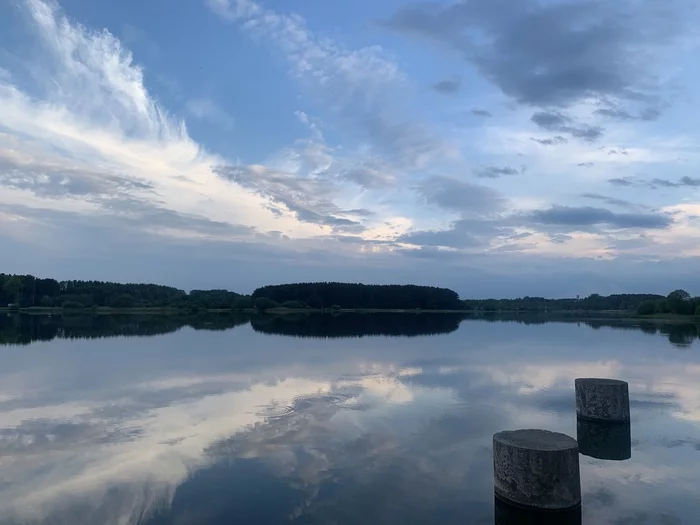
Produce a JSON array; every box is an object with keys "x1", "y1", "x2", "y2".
[{"x1": 1, "y1": 0, "x2": 699, "y2": 297}]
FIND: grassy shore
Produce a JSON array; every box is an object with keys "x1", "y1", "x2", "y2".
[
  {"x1": 0, "y1": 306, "x2": 240, "y2": 315},
  {"x1": 266, "y1": 307, "x2": 470, "y2": 314},
  {"x1": 0, "y1": 306, "x2": 470, "y2": 315},
  {"x1": 1, "y1": 306, "x2": 698, "y2": 321}
]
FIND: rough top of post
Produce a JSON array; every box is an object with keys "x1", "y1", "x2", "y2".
[
  {"x1": 494, "y1": 429, "x2": 577, "y2": 452},
  {"x1": 575, "y1": 378, "x2": 628, "y2": 386}
]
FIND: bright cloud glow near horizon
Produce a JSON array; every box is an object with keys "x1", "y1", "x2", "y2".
[{"x1": 1, "y1": 0, "x2": 700, "y2": 298}]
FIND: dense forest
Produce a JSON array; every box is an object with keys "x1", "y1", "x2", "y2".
[
  {"x1": 463, "y1": 294, "x2": 669, "y2": 312},
  {"x1": 1, "y1": 273, "x2": 699, "y2": 315},
  {"x1": 252, "y1": 282, "x2": 463, "y2": 310},
  {"x1": 0, "y1": 273, "x2": 249, "y2": 310},
  {"x1": 461, "y1": 290, "x2": 700, "y2": 317}
]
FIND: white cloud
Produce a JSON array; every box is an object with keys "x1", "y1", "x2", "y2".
[
  {"x1": 1, "y1": 0, "x2": 438, "y2": 274},
  {"x1": 0, "y1": 0, "x2": 373, "y2": 249}
]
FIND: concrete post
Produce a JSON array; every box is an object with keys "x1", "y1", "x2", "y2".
[
  {"x1": 493, "y1": 429, "x2": 581, "y2": 511},
  {"x1": 494, "y1": 497, "x2": 582, "y2": 525},
  {"x1": 577, "y1": 418, "x2": 631, "y2": 461},
  {"x1": 575, "y1": 378, "x2": 630, "y2": 422}
]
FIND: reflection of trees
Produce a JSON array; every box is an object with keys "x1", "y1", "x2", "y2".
[
  {"x1": 0, "y1": 313, "x2": 251, "y2": 345},
  {"x1": 638, "y1": 322, "x2": 659, "y2": 335},
  {"x1": 658, "y1": 324, "x2": 698, "y2": 347},
  {"x1": 250, "y1": 313, "x2": 468, "y2": 338},
  {"x1": 472, "y1": 313, "x2": 549, "y2": 325},
  {"x1": 4, "y1": 311, "x2": 697, "y2": 348},
  {"x1": 464, "y1": 314, "x2": 700, "y2": 347},
  {"x1": 581, "y1": 320, "x2": 699, "y2": 347}
]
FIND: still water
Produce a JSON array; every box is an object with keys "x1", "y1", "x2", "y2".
[{"x1": 1, "y1": 313, "x2": 699, "y2": 524}]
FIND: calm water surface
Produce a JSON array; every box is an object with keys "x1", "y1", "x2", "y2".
[{"x1": 1, "y1": 313, "x2": 700, "y2": 524}]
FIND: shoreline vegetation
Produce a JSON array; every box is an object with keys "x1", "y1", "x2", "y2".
[
  {"x1": 1, "y1": 272, "x2": 699, "y2": 319},
  {"x1": 0, "y1": 306, "x2": 698, "y2": 323}
]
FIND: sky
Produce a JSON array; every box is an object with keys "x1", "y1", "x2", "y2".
[{"x1": 1, "y1": 0, "x2": 699, "y2": 298}]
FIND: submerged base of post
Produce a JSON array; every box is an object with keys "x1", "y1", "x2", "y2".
[
  {"x1": 493, "y1": 429, "x2": 581, "y2": 511},
  {"x1": 495, "y1": 497, "x2": 582, "y2": 525},
  {"x1": 575, "y1": 378, "x2": 630, "y2": 422}
]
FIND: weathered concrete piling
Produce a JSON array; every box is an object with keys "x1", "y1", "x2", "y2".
[
  {"x1": 494, "y1": 497, "x2": 582, "y2": 525},
  {"x1": 577, "y1": 418, "x2": 631, "y2": 461},
  {"x1": 493, "y1": 429, "x2": 581, "y2": 511},
  {"x1": 575, "y1": 378, "x2": 630, "y2": 422}
]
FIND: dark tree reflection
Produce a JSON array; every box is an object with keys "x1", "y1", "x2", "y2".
[
  {"x1": 250, "y1": 313, "x2": 469, "y2": 338},
  {"x1": 0, "y1": 313, "x2": 250, "y2": 345}
]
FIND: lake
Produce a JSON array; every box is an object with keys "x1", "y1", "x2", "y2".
[{"x1": 1, "y1": 313, "x2": 699, "y2": 524}]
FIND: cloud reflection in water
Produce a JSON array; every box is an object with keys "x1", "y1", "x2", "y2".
[{"x1": 0, "y1": 315, "x2": 699, "y2": 524}]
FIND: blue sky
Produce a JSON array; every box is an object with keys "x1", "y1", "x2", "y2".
[{"x1": 1, "y1": 0, "x2": 699, "y2": 297}]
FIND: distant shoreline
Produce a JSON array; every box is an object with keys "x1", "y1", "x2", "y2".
[
  {"x1": 0, "y1": 306, "x2": 236, "y2": 315},
  {"x1": 1, "y1": 306, "x2": 697, "y2": 322},
  {"x1": 3, "y1": 273, "x2": 698, "y2": 318}
]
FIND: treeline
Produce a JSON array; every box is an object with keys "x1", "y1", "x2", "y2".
[
  {"x1": 1, "y1": 274, "x2": 464, "y2": 311},
  {"x1": 252, "y1": 283, "x2": 462, "y2": 310},
  {"x1": 462, "y1": 294, "x2": 667, "y2": 313},
  {"x1": 636, "y1": 290, "x2": 700, "y2": 317},
  {"x1": 2, "y1": 273, "x2": 699, "y2": 315},
  {"x1": 0, "y1": 273, "x2": 250, "y2": 310}
]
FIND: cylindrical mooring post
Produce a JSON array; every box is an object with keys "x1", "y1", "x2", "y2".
[
  {"x1": 575, "y1": 378, "x2": 630, "y2": 422},
  {"x1": 577, "y1": 418, "x2": 631, "y2": 461},
  {"x1": 493, "y1": 429, "x2": 581, "y2": 511},
  {"x1": 494, "y1": 496, "x2": 582, "y2": 525}
]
